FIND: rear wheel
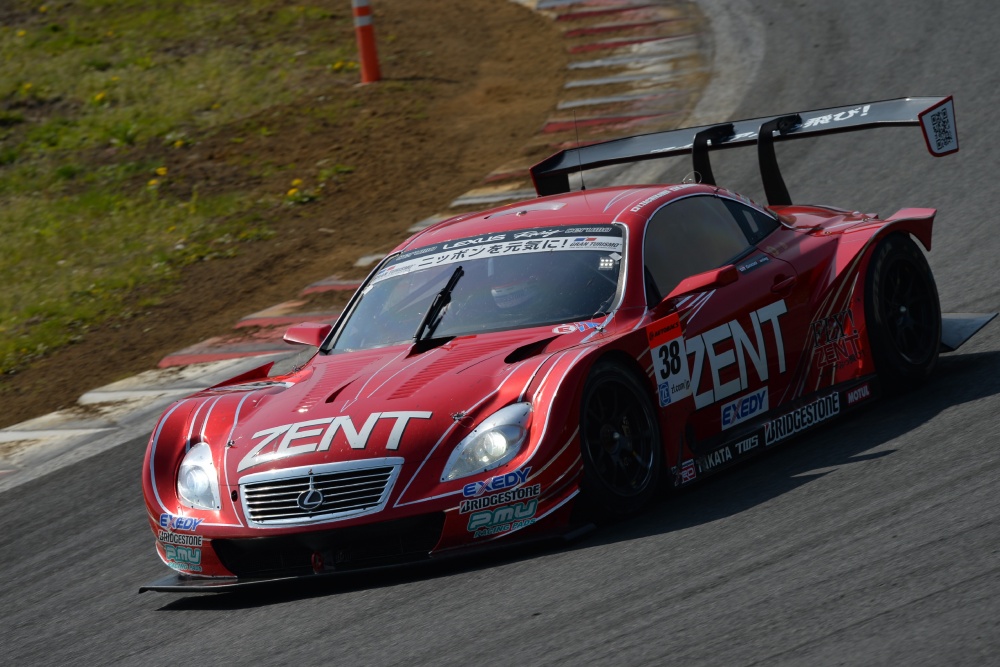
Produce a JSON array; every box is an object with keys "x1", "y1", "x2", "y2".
[
  {"x1": 579, "y1": 360, "x2": 661, "y2": 519},
  {"x1": 864, "y1": 233, "x2": 941, "y2": 391}
]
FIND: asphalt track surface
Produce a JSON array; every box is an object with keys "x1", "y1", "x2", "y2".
[{"x1": 3, "y1": 1, "x2": 999, "y2": 664}]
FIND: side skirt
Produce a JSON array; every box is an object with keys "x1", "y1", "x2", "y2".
[{"x1": 670, "y1": 377, "x2": 879, "y2": 486}]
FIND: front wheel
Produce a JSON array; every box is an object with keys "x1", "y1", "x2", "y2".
[
  {"x1": 578, "y1": 360, "x2": 661, "y2": 519},
  {"x1": 864, "y1": 233, "x2": 941, "y2": 391}
]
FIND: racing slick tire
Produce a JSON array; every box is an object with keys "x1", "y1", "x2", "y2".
[
  {"x1": 864, "y1": 232, "x2": 941, "y2": 392},
  {"x1": 578, "y1": 360, "x2": 662, "y2": 520}
]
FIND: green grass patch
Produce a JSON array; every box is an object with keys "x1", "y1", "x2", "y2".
[{"x1": 0, "y1": 0, "x2": 359, "y2": 373}]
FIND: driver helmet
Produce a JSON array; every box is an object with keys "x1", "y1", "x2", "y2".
[{"x1": 489, "y1": 256, "x2": 539, "y2": 309}]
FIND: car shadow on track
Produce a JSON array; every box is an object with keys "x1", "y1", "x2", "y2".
[
  {"x1": 156, "y1": 349, "x2": 1000, "y2": 611},
  {"x1": 154, "y1": 539, "x2": 567, "y2": 611},
  {"x1": 579, "y1": 348, "x2": 1000, "y2": 547}
]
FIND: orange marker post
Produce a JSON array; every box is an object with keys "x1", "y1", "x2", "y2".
[{"x1": 352, "y1": 0, "x2": 381, "y2": 84}]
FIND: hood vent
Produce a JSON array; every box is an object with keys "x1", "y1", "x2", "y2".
[
  {"x1": 292, "y1": 353, "x2": 388, "y2": 413},
  {"x1": 504, "y1": 336, "x2": 558, "y2": 364},
  {"x1": 389, "y1": 334, "x2": 538, "y2": 400}
]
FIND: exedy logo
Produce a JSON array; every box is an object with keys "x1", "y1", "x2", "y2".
[
  {"x1": 462, "y1": 467, "x2": 531, "y2": 498},
  {"x1": 159, "y1": 513, "x2": 204, "y2": 532},
  {"x1": 720, "y1": 387, "x2": 768, "y2": 430}
]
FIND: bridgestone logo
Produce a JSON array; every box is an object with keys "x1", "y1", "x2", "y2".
[
  {"x1": 459, "y1": 484, "x2": 541, "y2": 514},
  {"x1": 157, "y1": 530, "x2": 204, "y2": 547},
  {"x1": 764, "y1": 393, "x2": 840, "y2": 446}
]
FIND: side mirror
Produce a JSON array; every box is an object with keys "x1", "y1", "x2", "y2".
[
  {"x1": 283, "y1": 322, "x2": 333, "y2": 347},
  {"x1": 658, "y1": 264, "x2": 739, "y2": 308}
]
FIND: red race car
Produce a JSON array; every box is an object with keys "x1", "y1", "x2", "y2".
[{"x1": 141, "y1": 96, "x2": 994, "y2": 592}]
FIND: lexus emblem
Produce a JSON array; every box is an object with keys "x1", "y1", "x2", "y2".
[{"x1": 297, "y1": 485, "x2": 324, "y2": 512}]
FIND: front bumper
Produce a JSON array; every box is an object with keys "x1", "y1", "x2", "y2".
[
  {"x1": 140, "y1": 519, "x2": 595, "y2": 593},
  {"x1": 212, "y1": 512, "x2": 445, "y2": 578}
]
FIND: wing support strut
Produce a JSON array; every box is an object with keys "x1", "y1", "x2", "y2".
[
  {"x1": 692, "y1": 124, "x2": 734, "y2": 186},
  {"x1": 756, "y1": 114, "x2": 801, "y2": 206}
]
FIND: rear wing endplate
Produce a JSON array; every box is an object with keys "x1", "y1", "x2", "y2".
[{"x1": 529, "y1": 96, "x2": 958, "y2": 205}]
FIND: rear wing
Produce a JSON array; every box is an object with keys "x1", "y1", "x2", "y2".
[{"x1": 529, "y1": 96, "x2": 958, "y2": 205}]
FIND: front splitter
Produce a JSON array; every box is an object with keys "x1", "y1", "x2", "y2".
[{"x1": 139, "y1": 523, "x2": 593, "y2": 593}]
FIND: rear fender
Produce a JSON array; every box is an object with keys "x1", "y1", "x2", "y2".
[
  {"x1": 879, "y1": 208, "x2": 935, "y2": 250},
  {"x1": 827, "y1": 208, "x2": 936, "y2": 303},
  {"x1": 778, "y1": 208, "x2": 936, "y2": 400},
  {"x1": 843, "y1": 208, "x2": 935, "y2": 251}
]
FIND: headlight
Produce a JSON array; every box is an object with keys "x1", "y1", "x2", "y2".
[
  {"x1": 177, "y1": 442, "x2": 221, "y2": 510},
  {"x1": 441, "y1": 403, "x2": 531, "y2": 481}
]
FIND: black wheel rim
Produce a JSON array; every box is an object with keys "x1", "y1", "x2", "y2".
[
  {"x1": 881, "y1": 256, "x2": 937, "y2": 364},
  {"x1": 582, "y1": 379, "x2": 656, "y2": 497}
]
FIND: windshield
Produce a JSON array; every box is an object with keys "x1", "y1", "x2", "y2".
[{"x1": 331, "y1": 224, "x2": 625, "y2": 351}]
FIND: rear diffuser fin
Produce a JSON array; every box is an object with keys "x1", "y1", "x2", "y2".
[{"x1": 940, "y1": 313, "x2": 997, "y2": 352}]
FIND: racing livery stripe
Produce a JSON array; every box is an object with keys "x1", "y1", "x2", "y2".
[
  {"x1": 519, "y1": 353, "x2": 555, "y2": 402},
  {"x1": 393, "y1": 364, "x2": 525, "y2": 507},
  {"x1": 198, "y1": 395, "x2": 223, "y2": 444},
  {"x1": 527, "y1": 426, "x2": 580, "y2": 482},
  {"x1": 603, "y1": 188, "x2": 643, "y2": 213},
  {"x1": 342, "y1": 348, "x2": 408, "y2": 409},
  {"x1": 184, "y1": 398, "x2": 211, "y2": 453},
  {"x1": 149, "y1": 399, "x2": 194, "y2": 514},
  {"x1": 684, "y1": 289, "x2": 715, "y2": 326},
  {"x1": 521, "y1": 348, "x2": 590, "y2": 472},
  {"x1": 222, "y1": 391, "x2": 260, "y2": 528}
]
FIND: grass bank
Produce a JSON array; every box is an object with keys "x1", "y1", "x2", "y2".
[{"x1": 0, "y1": 0, "x2": 361, "y2": 373}]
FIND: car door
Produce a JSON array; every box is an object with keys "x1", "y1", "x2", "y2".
[{"x1": 642, "y1": 193, "x2": 814, "y2": 446}]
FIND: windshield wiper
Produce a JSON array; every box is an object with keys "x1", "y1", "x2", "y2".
[{"x1": 413, "y1": 265, "x2": 464, "y2": 343}]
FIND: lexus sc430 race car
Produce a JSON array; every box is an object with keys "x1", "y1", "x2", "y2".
[{"x1": 142, "y1": 96, "x2": 995, "y2": 592}]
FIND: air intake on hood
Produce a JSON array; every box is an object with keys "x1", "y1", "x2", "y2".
[{"x1": 504, "y1": 336, "x2": 558, "y2": 364}]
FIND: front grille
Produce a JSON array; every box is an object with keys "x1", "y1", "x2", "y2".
[
  {"x1": 239, "y1": 458, "x2": 403, "y2": 527},
  {"x1": 212, "y1": 513, "x2": 445, "y2": 578}
]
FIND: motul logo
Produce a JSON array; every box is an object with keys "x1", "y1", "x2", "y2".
[{"x1": 846, "y1": 383, "x2": 871, "y2": 406}]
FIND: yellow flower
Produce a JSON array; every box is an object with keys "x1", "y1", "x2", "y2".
[
  {"x1": 173, "y1": 139, "x2": 184, "y2": 149},
  {"x1": 147, "y1": 179, "x2": 159, "y2": 187},
  {"x1": 21, "y1": 82, "x2": 32, "y2": 91},
  {"x1": 94, "y1": 91, "x2": 106, "y2": 102},
  {"x1": 287, "y1": 188, "x2": 299, "y2": 197},
  {"x1": 155, "y1": 166, "x2": 168, "y2": 177},
  {"x1": 16, "y1": 30, "x2": 26, "y2": 37},
  {"x1": 39, "y1": 5, "x2": 48, "y2": 13},
  {"x1": 291, "y1": 178, "x2": 303, "y2": 187}
]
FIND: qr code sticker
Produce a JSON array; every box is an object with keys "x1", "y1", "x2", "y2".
[
  {"x1": 930, "y1": 108, "x2": 953, "y2": 152},
  {"x1": 921, "y1": 99, "x2": 957, "y2": 156}
]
